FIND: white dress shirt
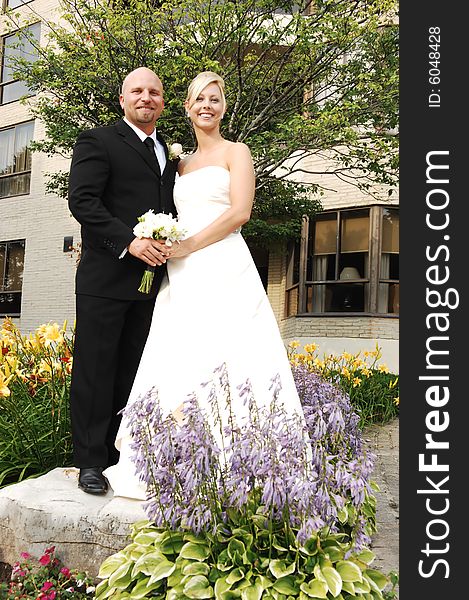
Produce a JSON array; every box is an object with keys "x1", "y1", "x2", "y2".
[
  {"x1": 123, "y1": 117, "x2": 167, "y2": 173},
  {"x1": 119, "y1": 118, "x2": 167, "y2": 258}
]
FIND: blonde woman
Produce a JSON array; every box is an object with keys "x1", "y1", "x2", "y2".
[{"x1": 104, "y1": 72, "x2": 306, "y2": 498}]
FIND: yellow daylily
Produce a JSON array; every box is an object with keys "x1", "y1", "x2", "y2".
[
  {"x1": 0, "y1": 368, "x2": 13, "y2": 397},
  {"x1": 37, "y1": 323, "x2": 64, "y2": 347},
  {"x1": 378, "y1": 364, "x2": 390, "y2": 374}
]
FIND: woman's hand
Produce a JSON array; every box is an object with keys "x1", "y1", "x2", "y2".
[{"x1": 167, "y1": 238, "x2": 195, "y2": 259}]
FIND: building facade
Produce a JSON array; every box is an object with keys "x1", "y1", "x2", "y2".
[{"x1": 1, "y1": 0, "x2": 398, "y2": 371}]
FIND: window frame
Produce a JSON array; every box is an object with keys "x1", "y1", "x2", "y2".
[
  {"x1": 0, "y1": 119, "x2": 35, "y2": 199},
  {"x1": 289, "y1": 205, "x2": 399, "y2": 317},
  {"x1": 0, "y1": 238, "x2": 26, "y2": 318},
  {"x1": 0, "y1": 21, "x2": 40, "y2": 106}
]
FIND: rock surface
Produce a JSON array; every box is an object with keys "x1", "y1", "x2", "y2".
[{"x1": 0, "y1": 467, "x2": 145, "y2": 577}]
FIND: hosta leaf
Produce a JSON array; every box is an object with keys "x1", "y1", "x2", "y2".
[
  {"x1": 167, "y1": 566, "x2": 184, "y2": 587},
  {"x1": 159, "y1": 532, "x2": 185, "y2": 555},
  {"x1": 112, "y1": 570, "x2": 134, "y2": 590},
  {"x1": 300, "y1": 579, "x2": 329, "y2": 598},
  {"x1": 133, "y1": 530, "x2": 163, "y2": 546},
  {"x1": 354, "y1": 549, "x2": 375, "y2": 566},
  {"x1": 183, "y1": 562, "x2": 211, "y2": 576},
  {"x1": 226, "y1": 568, "x2": 245, "y2": 584},
  {"x1": 214, "y1": 576, "x2": 231, "y2": 598},
  {"x1": 98, "y1": 553, "x2": 128, "y2": 578},
  {"x1": 301, "y1": 536, "x2": 319, "y2": 556},
  {"x1": 272, "y1": 575, "x2": 299, "y2": 594},
  {"x1": 131, "y1": 550, "x2": 167, "y2": 575},
  {"x1": 148, "y1": 559, "x2": 176, "y2": 584},
  {"x1": 341, "y1": 581, "x2": 355, "y2": 594},
  {"x1": 321, "y1": 566, "x2": 343, "y2": 597},
  {"x1": 364, "y1": 569, "x2": 388, "y2": 591},
  {"x1": 183, "y1": 574, "x2": 215, "y2": 599},
  {"x1": 128, "y1": 576, "x2": 162, "y2": 599},
  {"x1": 228, "y1": 538, "x2": 246, "y2": 559},
  {"x1": 241, "y1": 580, "x2": 263, "y2": 600},
  {"x1": 336, "y1": 561, "x2": 363, "y2": 583},
  {"x1": 323, "y1": 546, "x2": 344, "y2": 562},
  {"x1": 217, "y1": 549, "x2": 234, "y2": 572},
  {"x1": 180, "y1": 542, "x2": 211, "y2": 561},
  {"x1": 166, "y1": 584, "x2": 187, "y2": 600},
  {"x1": 269, "y1": 559, "x2": 296, "y2": 579},
  {"x1": 353, "y1": 578, "x2": 371, "y2": 593},
  {"x1": 108, "y1": 563, "x2": 132, "y2": 588},
  {"x1": 257, "y1": 574, "x2": 274, "y2": 589},
  {"x1": 337, "y1": 507, "x2": 348, "y2": 524},
  {"x1": 94, "y1": 579, "x2": 113, "y2": 600}
]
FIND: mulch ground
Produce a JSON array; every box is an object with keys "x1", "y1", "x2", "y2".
[{"x1": 0, "y1": 562, "x2": 12, "y2": 583}]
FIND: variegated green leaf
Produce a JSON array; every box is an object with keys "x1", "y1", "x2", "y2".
[
  {"x1": 336, "y1": 560, "x2": 363, "y2": 583},
  {"x1": 180, "y1": 542, "x2": 211, "y2": 561},
  {"x1": 272, "y1": 575, "x2": 299, "y2": 595},
  {"x1": 269, "y1": 559, "x2": 296, "y2": 579},
  {"x1": 97, "y1": 552, "x2": 128, "y2": 579},
  {"x1": 300, "y1": 579, "x2": 328, "y2": 598},
  {"x1": 321, "y1": 566, "x2": 343, "y2": 597},
  {"x1": 364, "y1": 568, "x2": 388, "y2": 592},
  {"x1": 183, "y1": 574, "x2": 215, "y2": 598},
  {"x1": 241, "y1": 580, "x2": 263, "y2": 600},
  {"x1": 183, "y1": 562, "x2": 211, "y2": 576}
]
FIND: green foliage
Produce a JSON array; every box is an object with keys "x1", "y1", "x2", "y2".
[
  {"x1": 288, "y1": 343, "x2": 399, "y2": 428},
  {"x1": 95, "y1": 516, "x2": 395, "y2": 600},
  {"x1": 0, "y1": 545, "x2": 95, "y2": 598},
  {"x1": 6, "y1": 0, "x2": 399, "y2": 245},
  {"x1": 0, "y1": 320, "x2": 74, "y2": 488}
]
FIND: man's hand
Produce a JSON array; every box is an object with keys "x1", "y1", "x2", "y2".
[{"x1": 128, "y1": 237, "x2": 170, "y2": 266}]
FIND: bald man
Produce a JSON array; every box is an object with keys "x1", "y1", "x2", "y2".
[{"x1": 68, "y1": 67, "x2": 179, "y2": 494}]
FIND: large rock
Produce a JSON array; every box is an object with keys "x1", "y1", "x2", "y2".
[{"x1": 0, "y1": 467, "x2": 146, "y2": 578}]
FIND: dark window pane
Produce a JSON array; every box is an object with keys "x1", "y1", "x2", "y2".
[
  {"x1": 0, "y1": 240, "x2": 25, "y2": 316},
  {"x1": 1, "y1": 23, "x2": 40, "y2": 104}
]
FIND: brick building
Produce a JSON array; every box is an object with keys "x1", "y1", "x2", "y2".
[{"x1": 1, "y1": 0, "x2": 398, "y2": 371}]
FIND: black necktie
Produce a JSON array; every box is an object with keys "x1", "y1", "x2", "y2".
[{"x1": 143, "y1": 136, "x2": 160, "y2": 172}]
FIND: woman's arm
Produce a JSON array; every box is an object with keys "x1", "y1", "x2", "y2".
[{"x1": 169, "y1": 142, "x2": 255, "y2": 258}]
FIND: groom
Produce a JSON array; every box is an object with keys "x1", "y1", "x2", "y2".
[{"x1": 68, "y1": 67, "x2": 178, "y2": 494}]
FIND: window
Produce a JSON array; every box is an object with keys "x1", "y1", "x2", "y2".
[
  {"x1": 379, "y1": 208, "x2": 399, "y2": 314},
  {"x1": 0, "y1": 239, "x2": 25, "y2": 317},
  {"x1": 1, "y1": 22, "x2": 40, "y2": 105},
  {"x1": 288, "y1": 206, "x2": 399, "y2": 315},
  {"x1": 0, "y1": 121, "x2": 34, "y2": 198},
  {"x1": 3, "y1": 0, "x2": 34, "y2": 9}
]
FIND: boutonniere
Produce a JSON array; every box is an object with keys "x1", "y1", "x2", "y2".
[{"x1": 168, "y1": 142, "x2": 183, "y2": 161}]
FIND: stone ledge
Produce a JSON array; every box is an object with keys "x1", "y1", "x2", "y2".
[{"x1": 0, "y1": 467, "x2": 146, "y2": 578}]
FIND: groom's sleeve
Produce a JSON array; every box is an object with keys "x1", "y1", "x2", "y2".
[{"x1": 68, "y1": 130, "x2": 134, "y2": 257}]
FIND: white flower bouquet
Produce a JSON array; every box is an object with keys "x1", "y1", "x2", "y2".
[{"x1": 133, "y1": 210, "x2": 186, "y2": 294}]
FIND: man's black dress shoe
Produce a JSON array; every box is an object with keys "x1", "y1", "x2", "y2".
[{"x1": 78, "y1": 467, "x2": 109, "y2": 495}]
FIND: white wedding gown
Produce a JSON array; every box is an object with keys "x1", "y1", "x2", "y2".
[{"x1": 104, "y1": 166, "x2": 305, "y2": 499}]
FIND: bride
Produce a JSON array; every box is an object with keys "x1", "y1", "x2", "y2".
[{"x1": 104, "y1": 71, "x2": 306, "y2": 499}]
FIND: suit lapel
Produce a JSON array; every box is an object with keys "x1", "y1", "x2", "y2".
[{"x1": 115, "y1": 120, "x2": 161, "y2": 176}]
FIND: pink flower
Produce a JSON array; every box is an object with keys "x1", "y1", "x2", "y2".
[
  {"x1": 44, "y1": 546, "x2": 55, "y2": 555},
  {"x1": 20, "y1": 552, "x2": 31, "y2": 559},
  {"x1": 47, "y1": 591, "x2": 56, "y2": 600},
  {"x1": 60, "y1": 567, "x2": 71, "y2": 577},
  {"x1": 41, "y1": 581, "x2": 54, "y2": 592},
  {"x1": 38, "y1": 554, "x2": 51, "y2": 566}
]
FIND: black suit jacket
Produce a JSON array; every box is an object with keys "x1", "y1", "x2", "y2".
[{"x1": 68, "y1": 120, "x2": 178, "y2": 300}]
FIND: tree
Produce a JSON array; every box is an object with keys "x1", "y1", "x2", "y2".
[{"x1": 6, "y1": 0, "x2": 398, "y2": 247}]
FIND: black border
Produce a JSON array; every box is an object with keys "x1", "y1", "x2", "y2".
[{"x1": 400, "y1": 3, "x2": 466, "y2": 596}]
